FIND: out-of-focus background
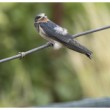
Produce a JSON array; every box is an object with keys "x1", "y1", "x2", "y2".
[{"x1": 0, "y1": 3, "x2": 110, "y2": 107}]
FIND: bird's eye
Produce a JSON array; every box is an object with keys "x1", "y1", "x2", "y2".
[{"x1": 36, "y1": 16, "x2": 41, "y2": 19}]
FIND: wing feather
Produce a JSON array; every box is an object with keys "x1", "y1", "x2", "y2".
[
  {"x1": 39, "y1": 21, "x2": 72, "y2": 44},
  {"x1": 39, "y1": 21, "x2": 92, "y2": 58}
]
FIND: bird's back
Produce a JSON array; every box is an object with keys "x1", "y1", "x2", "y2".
[{"x1": 39, "y1": 20, "x2": 92, "y2": 58}]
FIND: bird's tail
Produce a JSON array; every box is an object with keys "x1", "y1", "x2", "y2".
[
  {"x1": 65, "y1": 39, "x2": 92, "y2": 59},
  {"x1": 85, "y1": 52, "x2": 92, "y2": 59}
]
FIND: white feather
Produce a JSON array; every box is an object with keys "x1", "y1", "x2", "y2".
[
  {"x1": 54, "y1": 26, "x2": 68, "y2": 35},
  {"x1": 53, "y1": 42, "x2": 62, "y2": 50}
]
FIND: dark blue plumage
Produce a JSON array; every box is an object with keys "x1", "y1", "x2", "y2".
[
  {"x1": 34, "y1": 13, "x2": 92, "y2": 59},
  {"x1": 39, "y1": 21, "x2": 92, "y2": 58},
  {"x1": 39, "y1": 21, "x2": 72, "y2": 43}
]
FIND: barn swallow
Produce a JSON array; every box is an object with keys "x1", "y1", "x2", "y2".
[{"x1": 34, "y1": 13, "x2": 92, "y2": 59}]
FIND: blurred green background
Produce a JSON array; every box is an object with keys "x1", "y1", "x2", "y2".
[{"x1": 0, "y1": 3, "x2": 110, "y2": 107}]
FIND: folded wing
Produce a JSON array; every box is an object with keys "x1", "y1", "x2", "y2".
[{"x1": 40, "y1": 21, "x2": 92, "y2": 58}]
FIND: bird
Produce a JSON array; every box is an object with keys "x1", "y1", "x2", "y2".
[{"x1": 34, "y1": 13, "x2": 92, "y2": 59}]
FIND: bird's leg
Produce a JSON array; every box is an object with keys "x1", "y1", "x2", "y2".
[{"x1": 46, "y1": 42, "x2": 54, "y2": 47}]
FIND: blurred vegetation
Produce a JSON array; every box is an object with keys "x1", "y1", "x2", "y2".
[{"x1": 0, "y1": 3, "x2": 110, "y2": 107}]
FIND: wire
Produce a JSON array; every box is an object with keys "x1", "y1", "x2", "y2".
[{"x1": 72, "y1": 25, "x2": 110, "y2": 38}]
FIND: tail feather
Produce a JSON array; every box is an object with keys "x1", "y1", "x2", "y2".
[
  {"x1": 86, "y1": 52, "x2": 92, "y2": 59},
  {"x1": 65, "y1": 39, "x2": 92, "y2": 59}
]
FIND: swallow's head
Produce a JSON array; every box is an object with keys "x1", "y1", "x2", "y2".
[{"x1": 35, "y1": 13, "x2": 48, "y2": 23}]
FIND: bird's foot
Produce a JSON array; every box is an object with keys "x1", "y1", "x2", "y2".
[{"x1": 46, "y1": 42, "x2": 54, "y2": 47}]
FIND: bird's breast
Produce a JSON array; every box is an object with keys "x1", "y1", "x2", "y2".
[{"x1": 38, "y1": 25, "x2": 52, "y2": 42}]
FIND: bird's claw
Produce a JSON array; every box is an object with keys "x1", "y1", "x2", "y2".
[{"x1": 47, "y1": 42, "x2": 54, "y2": 47}]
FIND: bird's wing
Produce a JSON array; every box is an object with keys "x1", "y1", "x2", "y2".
[
  {"x1": 39, "y1": 21, "x2": 73, "y2": 44},
  {"x1": 39, "y1": 21, "x2": 92, "y2": 58}
]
